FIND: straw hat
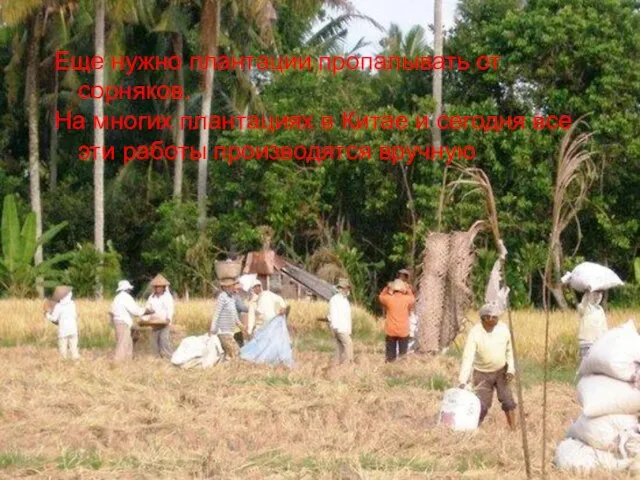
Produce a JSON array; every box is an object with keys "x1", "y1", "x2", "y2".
[
  {"x1": 389, "y1": 279, "x2": 407, "y2": 293},
  {"x1": 150, "y1": 274, "x2": 170, "y2": 287},
  {"x1": 336, "y1": 278, "x2": 351, "y2": 290},
  {"x1": 52, "y1": 285, "x2": 72, "y2": 302},
  {"x1": 116, "y1": 280, "x2": 134, "y2": 292},
  {"x1": 219, "y1": 277, "x2": 238, "y2": 287}
]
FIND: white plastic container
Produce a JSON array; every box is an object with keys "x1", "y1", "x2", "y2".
[{"x1": 438, "y1": 388, "x2": 481, "y2": 431}]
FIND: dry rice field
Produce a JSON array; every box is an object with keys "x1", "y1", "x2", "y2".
[{"x1": 1, "y1": 299, "x2": 639, "y2": 479}]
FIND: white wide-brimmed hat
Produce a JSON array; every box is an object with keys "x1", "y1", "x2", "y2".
[{"x1": 116, "y1": 280, "x2": 134, "y2": 292}]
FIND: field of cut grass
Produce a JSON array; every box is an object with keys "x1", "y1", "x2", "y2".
[{"x1": 0, "y1": 299, "x2": 639, "y2": 478}]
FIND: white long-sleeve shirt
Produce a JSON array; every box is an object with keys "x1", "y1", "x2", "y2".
[
  {"x1": 328, "y1": 293, "x2": 351, "y2": 335},
  {"x1": 459, "y1": 322, "x2": 515, "y2": 385},
  {"x1": 110, "y1": 291, "x2": 146, "y2": 327},
  {"x1": 145, "y1": 290, "x2": 175, "y2": 323},
  {"x1": 577, "y1": 298, "x2": 608, "y2": 344},
  {"x1": 256, "y1": 290, "x2": 287, "y2": 325},
  {"x1": 46, "y1": 292, "x2": 78, "y2": 338}
]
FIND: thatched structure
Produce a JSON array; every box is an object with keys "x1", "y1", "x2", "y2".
[{"x1": 415, "y1": 221, "x2": 485, "y2": 354}]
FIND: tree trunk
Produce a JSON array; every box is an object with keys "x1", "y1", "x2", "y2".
[
  {"x1": 550, "y1": 244, "x2": 569, "y2": 309},
  {"x1": 94, "y1": 0, "x2": 106, "y2": 298},
  {"x1": 49, "y1": 67, "x2": 59, "y2": 192},
  {"x1": 197, "y1": 0, "x2": 221, "y2": 232},
  {"x1": 172, "y1": 33, "x2": 185, "y2": 201},
  {"x1": 431, "y1": 0, "x2": 443, "y2": 149},
  {"x1": 26, "y1": 13, "x2": 44, "y2": 298}
]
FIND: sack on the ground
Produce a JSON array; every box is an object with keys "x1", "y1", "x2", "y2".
[
  {"x1": 554, "y1": 438, "x2": 632, "y2": 472},
  {"x1": 171, "y1": 334, "x2": 224, "y2": 369},
  {"x1": 566, "y1": 414, "x2": 638, "y2": 451},
  {"x1": 619, "y1": 425, "x2": 640, "y2": 459},
  {"x1": 579, "y1": 320, "x2": 640, "y2": 382},
  {"x1": 201, "y1": 334, "x2": 224, "y2": 368},
  {"x1": 438, "y1": 388, "x2": 481, "y2": 431},
  {"x1": 561, "y1": 262, "x2": 624, "y2": 292},
  {"x1": 578, "y1": 375, "x2": 640, "y2": 417}
]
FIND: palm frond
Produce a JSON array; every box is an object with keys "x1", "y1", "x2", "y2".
[{"x1": 0, "y1": 0, "x2": 43, "y2": 26}]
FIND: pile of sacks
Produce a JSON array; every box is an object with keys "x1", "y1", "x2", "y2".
[{"x1": 555, "y1": 320, "x2": 640, "y2": 473}]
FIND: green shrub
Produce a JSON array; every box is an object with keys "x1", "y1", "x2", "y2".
[{"x1": 64, "y1": 241, "x2": 122, "y2": 298}]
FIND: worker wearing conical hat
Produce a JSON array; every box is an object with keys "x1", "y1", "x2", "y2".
[
  {"x1": 379, "y1": 278, "x2": 416, "y2": 362},
  {"x1": 144, "y1": 274, "x2": 175, "y2": 359}
]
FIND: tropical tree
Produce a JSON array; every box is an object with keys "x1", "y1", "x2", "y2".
[
  {"x1": 94, "y1": 0, "x2": 106, "y2": 297},
  {"x1": 1, "y1": 0, "x2": 79, "y2": 297},
  {"x1": 0, "y1": 195, "x2": 69, "y2": 297}
]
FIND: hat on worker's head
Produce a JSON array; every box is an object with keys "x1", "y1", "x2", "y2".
[
  {"x1": 389, "y1": 279, "x2": 407, "y2": 293},
  {"x1": 479, "y1": 301, "x2": 504, "y2": 319},
  {"x1": 150, "y1": 274, "x2": 170, "y2": 287},
  {"x1": 238, "y1": 274, "x2": 262, "y2": 293},
  {"x1": 52, "y1": 285, "x2": 72, "y2": 302},
  {"x1": 335, "y1": 278, "x2": 351, "y2": 290},
  {"x1": 116, "y1": 280, "x2": 134, "y2": 292},
  {"x1": 219, "y1": 277, "x2": 238, "y2": 288}
]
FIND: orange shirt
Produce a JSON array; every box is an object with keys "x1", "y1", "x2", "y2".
[{"x1": 378, "y1": 288, "x2": 416, "y2": 337}]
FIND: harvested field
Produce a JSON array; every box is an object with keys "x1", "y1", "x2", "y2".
[{"x1": 1, "y1": 300, "x2": 639, "y2": 478}]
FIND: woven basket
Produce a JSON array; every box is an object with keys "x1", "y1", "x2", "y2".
[{"x1": 215, "y1": 258, "x2": 244, "y2": 279}]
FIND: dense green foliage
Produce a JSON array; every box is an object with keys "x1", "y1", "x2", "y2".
[{"x1": 0, "y1": 0, "x2": 638, "y2": 306}]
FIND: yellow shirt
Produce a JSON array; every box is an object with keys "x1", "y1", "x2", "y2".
[{"x1": 459, "y1": 322, "x2": 515, "y2": 385}]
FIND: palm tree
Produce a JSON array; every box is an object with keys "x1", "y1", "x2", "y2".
[
  {"x1": 432, "y1": 0, "x2": 442, "y2": 150},
  {"x1": 195, "y1": 0, "x2": 355, "y2": 233},
  {"x1": 1, "y1": 0, "x2": 76, "y2": 296},
  {"x1": 94, "y1": 0, "x2": 105, "y2": 297}
]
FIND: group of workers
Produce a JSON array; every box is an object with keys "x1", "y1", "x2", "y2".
[
  {"x1": 326, "y1": 268, "x2": 417, "y2": 365},
  {"x1": 43, "y1": 247, "x2": 606, "y2": 431},
  {"x1": 43, "y1": 272, "x2": 290, "y2": 363}
]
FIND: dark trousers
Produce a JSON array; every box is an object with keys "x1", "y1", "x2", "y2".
[
  {"x1": 385, "y1": 336, "x2": 409, "y2": 362},
  {"x1": 473, "y1": 365, "x2": 517, "y2": 423}
]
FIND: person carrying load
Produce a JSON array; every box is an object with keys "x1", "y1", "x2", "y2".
[
  {"x1": 458, "y1": 243, "x2": 517, "y2": 430},
  {"x1": 577, "y1": 291, "x2": 607, "y2": 362}
]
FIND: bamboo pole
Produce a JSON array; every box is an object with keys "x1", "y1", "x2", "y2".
[
  {"x1": 541, "y1": 263, "x2": 552, "y2": 478},
  {"x1": 507, "y1": 306, "x2": 532, "y2": 478}
]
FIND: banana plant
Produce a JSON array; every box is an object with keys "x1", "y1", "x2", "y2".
[{"x1": 0, "y1": 194, "x2": 71, "y2": 297}]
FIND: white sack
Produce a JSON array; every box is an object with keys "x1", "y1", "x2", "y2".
[
  {"x1": 201, "y1": 334, "x2": 224, "y2": 368},
  {"x1": 438, "y1": 388, "x2": 481, "y2": 431},
  {"x1": 579, "y1": 320, "x2": 640, "y2": 381},
  {"x1": 554, "y1": 438, "x2": 631, "y2": 472},
  {"x1": 171, "y1": 334, "x2": 224, "y2": 369},
  {"x1": 578, "y1": 375, "x2": 640, "y2": 417},
  {"x1": 171, "y1": 335, "x2": 207, "y2": 366},
  {"x1": 566, "y1": 414, "x2": 638, "y2": 451},
  {"x1": 561, "y1": 262, "x2": 624, "y2": 292}
]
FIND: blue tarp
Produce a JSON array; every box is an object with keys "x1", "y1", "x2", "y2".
[{"x1": 240, "y1": 314, "x2": 293, "y2": 367}]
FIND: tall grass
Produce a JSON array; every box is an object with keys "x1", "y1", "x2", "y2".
[{"x1": 1, "y1": 298, "x2": 637, "y2": 362}]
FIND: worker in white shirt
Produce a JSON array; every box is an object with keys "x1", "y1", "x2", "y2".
[
  {"x1": 577, "y1": 290, "x2": 607, "y2": 362},
  {"x1": 328, "y1": 278, "x2": 353, "y2": 364},
  {"x1": 143, "y1": 274, "x2": 175, "y2": 359},
  {"x1": 109, "y1": 280, "x2": 154, "y2": 361},
  {"x1": 458, "y1": 244, "x2": 517, "y2": 430},
  {"x1": 238, "y1": 275, "x2": 261, "y2": 338},
  {"x1": 254, "y1": 282, "x2": 288, "y2": 329},
  {"x1": 44, "y1": 285, "x2": 79, "y2": 360}
]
